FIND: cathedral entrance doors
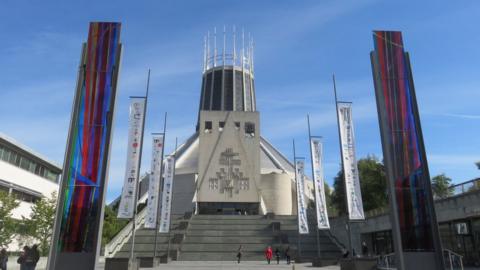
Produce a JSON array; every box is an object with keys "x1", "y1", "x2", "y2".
[{"x1": 197, "y1": 202, "x2": 259, "y2": 215}]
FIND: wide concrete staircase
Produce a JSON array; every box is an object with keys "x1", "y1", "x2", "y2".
[
  {"x1": 106, "y1": 213, "x2": 343, "y2": 263},
  {"x1": 177, "y1": 214, "x2": 342, "y2": 262}
]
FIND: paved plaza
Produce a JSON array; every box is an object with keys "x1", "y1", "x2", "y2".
[{"x1": 140, "y1": 261, "x2": 340, "y2": 270}]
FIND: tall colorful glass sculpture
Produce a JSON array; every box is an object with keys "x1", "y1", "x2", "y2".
[
  {"x1": 48, "y1": 22, "x2": 122, "y2": 270},
  {"x1": 371, "y1": 31, "x2": 444, "y2": 269}
]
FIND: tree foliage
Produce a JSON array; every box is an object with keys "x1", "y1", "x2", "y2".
[
  {"x1": 0, "y1": 190, "x2": 19, "y2": 247},
  {"x1": 431, "y1": 173, "x2": 453, "y2": 199},
  {"x1": 24, "y1": 192, "x2": 57, "y2": 256},
  {"x1": 102, "y1": 205, "x2": 128, "y2": 247},
  {"x1": 331, "y1": 156, "x2": 388, "y2": 215}
]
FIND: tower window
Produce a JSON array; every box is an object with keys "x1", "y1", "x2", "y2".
[
  {"x1": 245, "y1": 122, "x2": 255, "y2": 137},
  {"x1": 204, "y1": 121, "x2": 212, "y2": 133},
  {"x1": 234, "y1": 122, "x2": 241, "y2": 130},
  {"x1": 219, "y1": 121, "x2": 225, "y2": 131}
]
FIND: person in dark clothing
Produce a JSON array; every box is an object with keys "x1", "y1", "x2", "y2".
[
  {"x1": 17, "y1": 246, "x2": 29, "y2": 270},
  {"x1": 361, "y1": 241, "x2": 368, "y2": 256},
  {"x1": 30, "y1": 245, "x2": 40, "y2": 269},
  {"x1": 0, "y1": 248, "x2": 8, "y2": 270},
  {"x1": 284, "y1": 246, "x2": 291, "y2": 264},
  {"x1": 275, "y1": 248, "x2": 280, "y2": 264},
  {"x1": 236, "y1": 245, "x2": 242, "y2": 264}
]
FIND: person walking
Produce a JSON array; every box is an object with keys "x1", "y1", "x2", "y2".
[
  {"x1": 285, "y1": 246, "x2": 291, "y2": 264},
  {"x1": 275, "y1": 247, "x2": 280, "y2": 264},
  {"x1": 264, "y1": 246, "x2": 273, "y2": 264},
  {"x1": 17, "y1": 246, "x2": 28, "y2": 270},
  {"x1": 0, "y1": 248, "x2": 8, "y2": 270},
  {"x1": 361, "y1": 241, "x2": 368, "y2": 257},
  {"x1": 30, "y1": 245, "x2": 40, "y2": 270},
  {"x1": 236, "y1": 245, "x2": 242, "y2": 264}
]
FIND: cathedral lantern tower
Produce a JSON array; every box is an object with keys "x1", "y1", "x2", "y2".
[{"x1": 195, "y1": 27, "x2": 262, "y2": 214}]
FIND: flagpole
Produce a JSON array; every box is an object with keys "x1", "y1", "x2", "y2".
[
  {"x1": 153, "y1": 112, "x2": 167, "y2": 261},
  {"x1": 129, "y1": 69, "x2": 151, "y2": 268},
  {"x1": 166, "y1": 137, "x2": 178, "y2": 262},
  {"x1": 332, "y1": 74, "x2": 353, "y2": 257},
  {"x1": 292, "y1": 139, "x2": 302, "y2": 260},
  {"x1": 307, "y1": 115, "x2": 322, "y2": 259}
]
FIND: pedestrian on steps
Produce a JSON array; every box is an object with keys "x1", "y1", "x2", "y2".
[
  {"x1": 275, "y1": 248, "x2": 280, "y2": 264},
  {"x1": 236, "y1": 245, "x2": 242, "y2": 264},
  {"x1": 285, "y1": 246, "x2": 291, "y2": 264},
  {"x1": 264, "y1": 246, "x2": 273, "y2": 264}
]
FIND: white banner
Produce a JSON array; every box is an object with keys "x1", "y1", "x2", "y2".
[
  {"x1": 295, "y1": 159, "x2": 309, "y2": 234},
  {"x1": 145, "y1": 134, "x2": 165, "y2": 229},
  {"x1": 337, "y1": 102, "x2": 365, "y2": 220},
  {"x1": 159, "y1": 155, "x2": 175, "y2": 233},
  {"x1": 310, "y1": 138, "x2": 330, "y2": 229},
  {"x1": 117, "y1": 98, "x2": 146, "y2": 219}
]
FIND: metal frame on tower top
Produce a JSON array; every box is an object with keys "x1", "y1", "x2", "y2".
[{"x1": 203, "y1": 26, "x2": 254, "y2": 74}]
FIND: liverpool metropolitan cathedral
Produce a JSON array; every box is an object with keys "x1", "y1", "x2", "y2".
[
  {"x1": 104, "y1": 30, "x2": 339, "y2": 263},
  {"x1": 156, "y1": 34, "x2": 314, "y2": 217}
]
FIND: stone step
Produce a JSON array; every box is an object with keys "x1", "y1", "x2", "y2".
[
  {"x1": 183, "y1": 236, "x2": 276, "y2": 244},
  {"x1": 192, "y1": 215, "x2": 296, "y2": 221},
  {"x1": 187, "y1": 224, "x2": 273, "y2": 230},
  {"x1": 189, "y1": 219, "x2": 296, "y2": 225},
  {"x1": 119, "y1": 243, "x2": 180, "y2": 252}
]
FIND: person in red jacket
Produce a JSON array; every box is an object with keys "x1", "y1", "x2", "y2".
[{"x1": 264, "y1": 246, "x2": 273, "y2": 264}]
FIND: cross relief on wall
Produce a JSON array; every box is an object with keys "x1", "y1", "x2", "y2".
[{"x1": 208, "y1": 148, "x2": 249, "y2": 197}]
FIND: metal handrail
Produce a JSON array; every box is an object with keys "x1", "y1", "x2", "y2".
[
  {"x1": 104, "y1": 206, "x2": 148, "y2": 258},
  {"x1": 444, "y1": 248, "x2": 464, "y2": 270},
  {"x1": 376, "y1": 253, "x2": 395, "y2": 269}
]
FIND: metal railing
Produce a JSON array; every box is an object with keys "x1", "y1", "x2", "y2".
[
  {"x1": 104, "y1": 206, "x2": 148, "y2": 258},
  {"x1": 375, "y1": 249, "x2": 464, "y2": 270},
  {"x1": 444, "y1": 249, "x2": 464, "y2": 270},
  {"x1": 376, "y1": 253, "x2": 396, "y2": 270},
  {"x1": 448, "y1": 178, "x2": 480, "y2": 198}
]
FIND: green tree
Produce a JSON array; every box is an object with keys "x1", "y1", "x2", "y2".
[
  {"x1": 331, "y1": 156, "x2": 388, "y2": 214},
  {"x1": 24, "y1": 192, "x2": 57, "y2": 256},
  {"x1": 431, "y1": 173, "x2": 453, "y2": 199},
  {"x1": 0, "y1": 190, "x2": 19, "y2": 247},
  {"x1": 102, "y1": 205, "x2": 128, "y2": 247}
]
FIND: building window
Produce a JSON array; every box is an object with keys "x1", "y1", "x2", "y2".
[
  {"x1": 204, "y1": 121, "x2": 212, "y2": 133},
  {"x1": 245, "y1": 122, "x2": 255, "y2": 137},
  {"x1": 240, "y1": 179, "x2": 249, "y2": 190},
  {"x1": 219, "y1": 121, "x2": 225, "y2": 132},
  {"x1": 234, "y1": 122, "x2": 241, "y2": 130},
  {"x1": 209, "y1": 178, "x2": 219, "y2": 190}
]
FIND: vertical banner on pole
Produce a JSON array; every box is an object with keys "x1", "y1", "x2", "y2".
[
  {"x1": 371, "y1": 31, "x2": 444, "y2": 269},
  {"x1": 295, "y1": 159, "x2": 309, "y2": 234},
  {"x1": 117, "y1": 98, "x2": 146, "y2": 219},
  {"x1": 145, "y1": 134, "x2": 164, "y2": 228},
  {"x1": 159, "y1": 155, "x2": 175, "y2": 233},
  {"x1": 337, "y1": 102, "x2": 365, "y2": 221},
  {"x1": 310, "y1": 137, "x2": 330, "y2": 229},
  {"x1": 48, "y1": 22, "x2": 122, "y2": 270}
]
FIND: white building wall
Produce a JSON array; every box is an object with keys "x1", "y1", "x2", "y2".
[{"x1": 0, "y1": 160, "x2": 59, "y2": 251}]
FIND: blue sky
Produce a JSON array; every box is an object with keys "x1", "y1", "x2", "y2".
[{"x1": 1, "y1": 1, "x2": 479, "y2": 202}]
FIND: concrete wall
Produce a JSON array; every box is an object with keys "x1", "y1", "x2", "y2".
[
  {"x1": 172, "y1": 173, "x2": 196, "y2": 215},
  {"x1": 0, "y1": 160, "x2": 58, "y2": 218},
  {"x1": 260, "y1": 172, "x2": 292, "y2": 215},
  {"x1": 196, "y1": 111, "x2": 260, "y2": 203}
]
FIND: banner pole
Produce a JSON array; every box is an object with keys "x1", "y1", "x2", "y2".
[
  {"x1": 307, "y1": 114, "x2": 322, "y2": 259},
  {"x1": 332, "y1": 74, "x2": 353, "y2": 257},
  {"x1": 129, "y1": 69, "x2": 150, "y2": 267},
  {"x1": 166, "y1": 137, "x2": 178, "y2": 262},
  {"x1": 153, "y1": 112, "x2": 167, "y2": 260},
  {"x1": 292, "y1": 139, "x2": 302, "y2": 260}
]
